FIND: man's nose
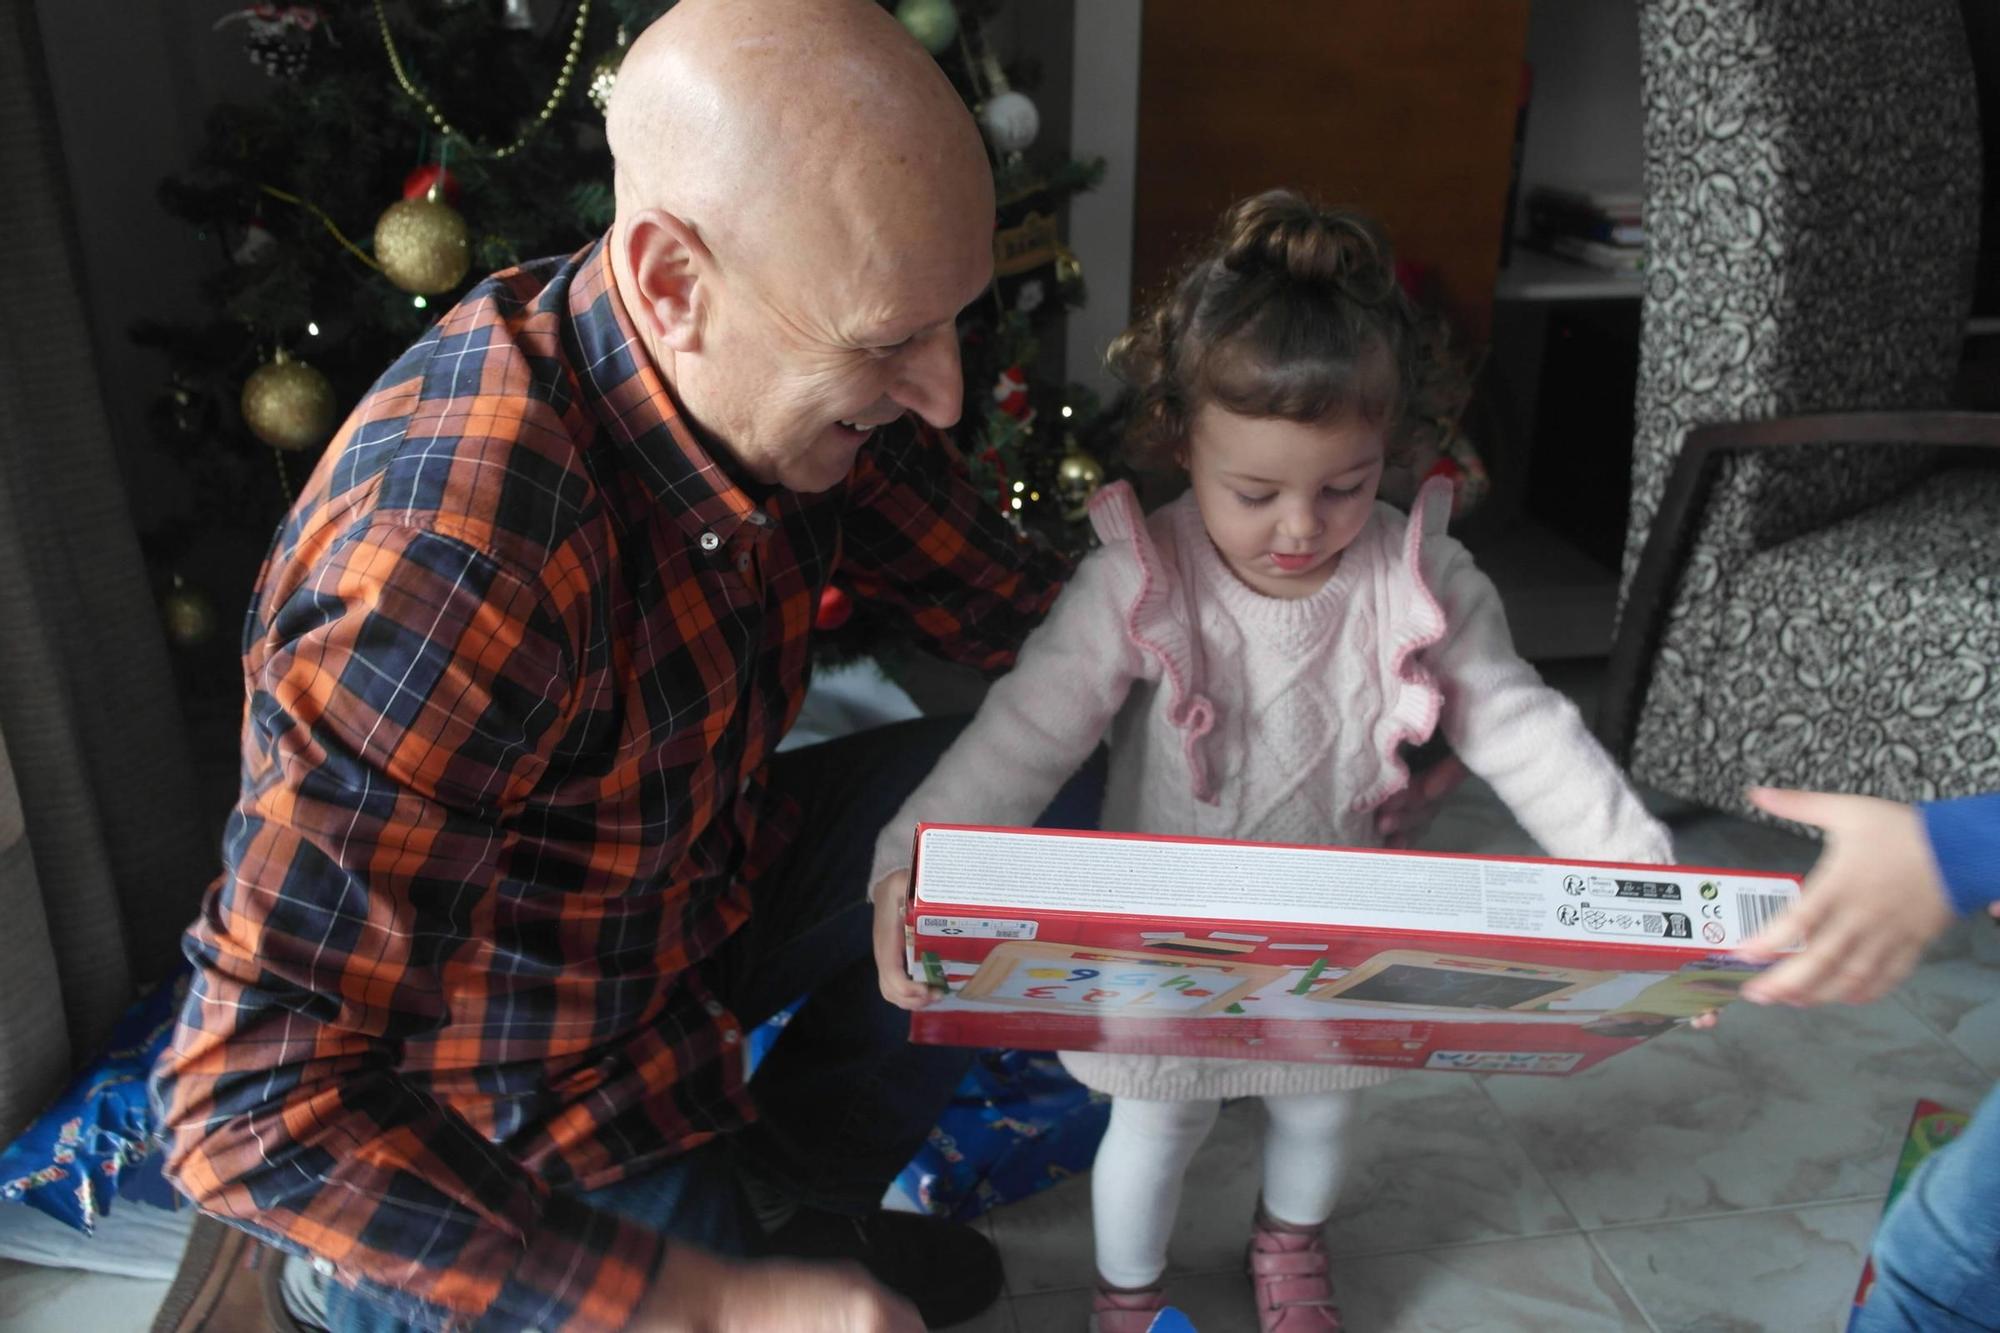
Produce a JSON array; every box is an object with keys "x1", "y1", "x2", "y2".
[{"x1": 890, "y1": 326, "x2": 965, "y2": 429}]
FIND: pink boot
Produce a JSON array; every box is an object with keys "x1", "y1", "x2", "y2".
[
  {"x1": 1088, "y1": 1281, "x2": 1168, "y2": 1333},
  {"x1": 1247, "y1": 1206, "x2": 1343, "y2": 1332}
]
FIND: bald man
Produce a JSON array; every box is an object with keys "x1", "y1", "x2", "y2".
[{"x1": 149, "y1": 2, "x2": 1095, "y2": 1329}]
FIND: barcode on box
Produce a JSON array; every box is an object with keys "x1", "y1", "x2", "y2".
[
  {"x1": 915, "y1": 914, "x2": 1039, "y2": 941},
  {"x1": 1737, "y1": 893, "x2": 1790, "y2": 940}
]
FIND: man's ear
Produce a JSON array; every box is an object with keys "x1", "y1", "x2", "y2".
[{"x1": 622, "y1": 209, "x2": 710, "y2": 353}]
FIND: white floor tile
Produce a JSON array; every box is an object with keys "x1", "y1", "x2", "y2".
[
  {"x1": 1589, "y1": 1199, "x2": 1884, "y2": 1333},
  {"x1": 1479, "y1": 995, "x2": 1989, "y2": 1229},
  {"x1": 0, "y1": 1258, "x2": 166, "y2": 1333}
]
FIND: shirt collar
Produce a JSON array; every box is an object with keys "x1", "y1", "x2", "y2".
[{"x1": 566, "y1": 237, "x2": 766, "y2": 550}]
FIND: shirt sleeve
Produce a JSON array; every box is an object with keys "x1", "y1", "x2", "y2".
[
  {"x1": 1422, "y1": 535, "x2": 1675, "y2": 866},
  {"x1": 150, "y1": 523, "x2": 661, "y2": 1333},
  {"x1": 840, "y1": 420, "x2": 1076, "y2": 675},
  {"x1": 1920, "y1": 793, "x2": 2000, "y2": 916},
  {"x1": 868, "y1": 542, "x2": 1145, "y2": 893}
]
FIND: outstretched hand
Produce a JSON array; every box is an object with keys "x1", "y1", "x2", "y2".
[
  {"x1": 1732, "y1": 787, "x2": 1955, "y2": 1008},
  {"x1": 871, "y1": 870, "x2": 941, "y2": 1011}
]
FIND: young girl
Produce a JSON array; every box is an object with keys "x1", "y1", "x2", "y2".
[{"x1": 868, "y1": 190, "x2": 1672, "y2": 1332}]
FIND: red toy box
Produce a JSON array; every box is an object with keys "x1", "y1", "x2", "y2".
[{"x1": 903, "y1": 825, "x2": 1804, "y2": 1077}]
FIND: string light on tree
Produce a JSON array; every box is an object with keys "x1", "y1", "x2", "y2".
[
  {"x1": 400, "y1": 162, "x2": 461, "y2": 206},
  {"x1": 160, "y1": 575, "x2": 216, "y2": 648},
  {"x1": 587, "y1": 26, "x2": 629, "y2": 114}
]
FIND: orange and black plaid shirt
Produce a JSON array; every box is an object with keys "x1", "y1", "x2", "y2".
[{"x1": 152, "y1": 239, "x2": 1067, "y2": 1332}]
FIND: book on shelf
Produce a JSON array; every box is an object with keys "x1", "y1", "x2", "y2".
[
  {"x1": 1527, "y1": 233, "x2": 1645, "y2": 273},
  {"x1": 1528, "y1": 183, "x2": 1643, "y2": 223},
  {"x1": 1526, "y1": 196, "x2": 1645, "y2": 247},
  {"x1": 1521, "y1": 184, "x2": 1646, "y2": 272}
]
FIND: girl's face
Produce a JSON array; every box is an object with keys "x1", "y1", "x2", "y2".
[{"x1": 1183, "y1": 404, "x2": 1387, "y2": 599}]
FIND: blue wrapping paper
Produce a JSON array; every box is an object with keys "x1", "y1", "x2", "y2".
[
  {"x1": 0, "y1": 969, "x2": 189, "y2": 1233},
  {"x1": 894, "y1": 1049, "x2": 1109, "y2": 1221}
]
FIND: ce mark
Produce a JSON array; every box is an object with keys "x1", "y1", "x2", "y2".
[{"x1": 1700, "y1": 904, "x2": 1725, "y2": 920}]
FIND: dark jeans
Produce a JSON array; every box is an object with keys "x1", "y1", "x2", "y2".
[{"x1": 322, "y1": 715, "x2": 1105, "y2": 1331}]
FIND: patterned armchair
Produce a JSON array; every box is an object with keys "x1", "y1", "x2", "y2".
[{"x1": 1597, "y1": 0, "x2": 2000, "y2": 814}]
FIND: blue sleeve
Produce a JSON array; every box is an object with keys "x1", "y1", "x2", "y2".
[{"x1": 1920, "y1": 794, "x2": 2000, "y2": 916}]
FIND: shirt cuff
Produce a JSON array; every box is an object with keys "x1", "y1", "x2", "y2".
[
  {"x1": 472, "y1": 1193, "x2": 664, "y2": 1333},
  {"x1": 1919, "y1": 794, "x2": 2000, "y2": 917}
]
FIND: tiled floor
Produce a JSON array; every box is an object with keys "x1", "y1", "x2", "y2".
[{"x1": 5, "y1": 675, "x2": 1994, "y2": 1333}]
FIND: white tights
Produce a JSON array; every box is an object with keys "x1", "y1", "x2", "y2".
[{"x1": 1089, "y1": 1090, "x2": 1358, "y2": 1290}]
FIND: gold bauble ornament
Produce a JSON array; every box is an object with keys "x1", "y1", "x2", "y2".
[
  {"x1": 587, "y1": 28, "x2": 628, "y2": 114},
  {"x1": 1056, "y1": 440, "x2": 1105, "y2": 519},
  {"x1": 240, "y1": 347, "x2": 338, "y2": 452},
  {"x1": 161, "y1": 578, "x2": 216, "y2": 648},
  {"x1": 373, "y1": 195, "x2": 470, "y2": 295}
]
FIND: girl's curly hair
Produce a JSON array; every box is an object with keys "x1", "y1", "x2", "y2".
[{"x1": 1107, "y1": 189, "x2": 1467, "y2": 473}]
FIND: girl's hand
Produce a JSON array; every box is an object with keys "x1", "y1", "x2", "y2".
[
  {"x1": 871, "y1": 870, "x2": 940, "y2": 1010},
  {"x1": 1732, "y1": 788, "x2": 1955, "y2": 1007},
  {"x1": 1375, "y1": 755, "x2": 1468, "y2": 848}
]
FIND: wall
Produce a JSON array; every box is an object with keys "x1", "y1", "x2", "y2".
[
  {"x1": 1063, "y1": 0, "x2": 1142, "y2": 399},
  {"x1": 31, "y1": 1, "x2": 265, "y2": 528},
  {"x1": 1512, "y1": 0, "x2": 1644, "y2": 234}
]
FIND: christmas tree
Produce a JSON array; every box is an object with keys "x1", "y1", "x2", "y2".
[{"x1": 138, "y1": 0, "x2": 1109, "y2": 683}]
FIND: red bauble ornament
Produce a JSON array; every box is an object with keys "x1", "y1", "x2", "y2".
[
  {"x1": 814, "y1": 584, "x2": 853, "y2": 631},
  {"x1": 402, "y1": 164, "x2": 462, "y2": 206}
]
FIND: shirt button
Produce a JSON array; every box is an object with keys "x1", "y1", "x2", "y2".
[
  {"x1": 311, "y1": 1256, "x2": 336, "y2": 1277},
  {"x1": 722, "y1": 1029, "x2": 740, "y2": 1045},
  {"x1": 705, "y1": 1000, "x2": 725, "y2": 1017},
  {"x1": 747, "y1": 512, "x2": 770, "y2": 527},
  {"x1": 699, "y1": 531, "x2": 721, "y2": 552}
]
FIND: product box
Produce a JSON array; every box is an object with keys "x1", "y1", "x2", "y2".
[{"x1": 903, "y1": 826, "x2": 1805, "y2": 1077}]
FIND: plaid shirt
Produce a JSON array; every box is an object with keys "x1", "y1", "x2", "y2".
[{"x1": 153, "y1": 240, "x2": 1068, "y2": 1332}]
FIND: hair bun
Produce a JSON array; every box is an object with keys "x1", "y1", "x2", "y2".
[{"x1": 1219, "y1": 189, "x2": 1393, "y2": 300}]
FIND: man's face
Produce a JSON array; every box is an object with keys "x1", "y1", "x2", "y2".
[{"x1": 684, "y1": 213, "x2": 994, "y2": 494}]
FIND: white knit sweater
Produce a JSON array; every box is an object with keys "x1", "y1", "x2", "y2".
[{"x1": 871, "y1": 479, "x2": 1673, "y2": 1100}]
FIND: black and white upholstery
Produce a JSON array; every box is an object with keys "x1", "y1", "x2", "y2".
[{"x1": 1600, "y1": 0, "x2": 2000, "y2": 813}]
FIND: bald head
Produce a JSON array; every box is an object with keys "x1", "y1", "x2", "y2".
[
  {"x1": 606, "y1": 0, "x2": 990, "y2": 279},
  {"x1": 599, "y1": 0, "x2": 997, "y2": 494}
]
